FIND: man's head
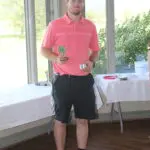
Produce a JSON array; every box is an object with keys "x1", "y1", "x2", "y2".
[{"x1": 65, "y1": 0, "x2": 85, "y2": 16}]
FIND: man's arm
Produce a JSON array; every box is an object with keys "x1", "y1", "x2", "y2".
[
  {"x1": 89, "y1": 23, "x2": 100, "y2": 67},
  {"x1": 41, "y1": 22, "x2": 58, "y2": 62},
  {"x1": 41, "y1": 47, "x2": 58, "y2": 62},
  {"x1": 41, "y1": 22, "x2": 68, "y2": 64},
  {"x1": 89, "y1": 51, "x2": 99, "y2": 66},
  {"x1": 82, "y1": 23, "x2": 100, "y2": 72},
  {"x1": 41, "y1": 47, "x2": 69, "y2": 64}
]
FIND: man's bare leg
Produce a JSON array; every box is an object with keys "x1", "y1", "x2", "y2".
[
  {"x1": 54, "y1": 120, "x2": 66, "y2": 150},
  {"x1": 76, "y1": 119, "x2": 88, "y2": 149}
]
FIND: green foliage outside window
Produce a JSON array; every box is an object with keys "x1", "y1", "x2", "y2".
[
  {"x1": 93, "y1": 11, "x2": 150, "y2": 74},
  {"x1": 115, "y1": 11, "x2": 150, "y2": 65}
]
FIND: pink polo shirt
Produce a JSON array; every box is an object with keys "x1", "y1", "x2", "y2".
[{"x1": 42, "y1": 13, "x2": 100, "y2": 76}]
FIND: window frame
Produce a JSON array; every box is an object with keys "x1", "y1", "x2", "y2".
[{"x1": 24, "y1": 0, "x2": 38, "y2": 84}]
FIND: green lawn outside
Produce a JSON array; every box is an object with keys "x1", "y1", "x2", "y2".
[{"x1": 0, "y1": 37, "x2": 48, "y2": 86}]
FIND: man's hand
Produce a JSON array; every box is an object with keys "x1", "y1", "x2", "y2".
[
  {"x1": 55, "y1": 55, "x2": 69, "y2": 64},
  {"x1": 82, "y1": 60, "x2": 93, "y2": 73}
]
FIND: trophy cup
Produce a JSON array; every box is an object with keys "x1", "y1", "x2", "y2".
[
  {"x1": 58, "y1": 46, "x2": 69, "y2": 62},
  {"x1": 58, "y1": 46, "x2": 66, "y2": 56}
]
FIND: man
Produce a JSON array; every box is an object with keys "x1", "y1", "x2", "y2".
[{"x1": 41, "y1": 0, "x2": 100, "y2": 150}]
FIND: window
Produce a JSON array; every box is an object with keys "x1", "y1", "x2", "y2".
[
  {"x1": 0, "y1": 0, "x2": 27, "y2": 88},
  {"x1": 115, "y1": 0, "x2": 150, "y2": 73},
  {"x1": 3, "y1": 0, "x2": 147, "y2": 89},
  {"x1": 85, "y1": 0, "x2": 107, "y2": 74}
]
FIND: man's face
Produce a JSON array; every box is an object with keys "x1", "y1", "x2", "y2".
[{"x1": 66, "y1": 0, "x2": 84, "y2": 16}]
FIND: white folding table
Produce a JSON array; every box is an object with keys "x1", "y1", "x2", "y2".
[{"x1": 94, "y1": 73, "x2": 150, "y2": 133}]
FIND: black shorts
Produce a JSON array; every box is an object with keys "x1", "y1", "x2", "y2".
[{"x1": 52, "y1": 73, "x2": 97, "y2": 123}]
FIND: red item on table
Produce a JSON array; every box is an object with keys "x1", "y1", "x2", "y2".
[{"x1": 103, "y1": 75, "x2": 117, "y2": 80}]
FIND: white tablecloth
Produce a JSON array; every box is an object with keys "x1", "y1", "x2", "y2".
[
  {"x1": 93, "y1": 84, "x2": 103, "y2": 109},
  {"x1": 0, "y1": 83, "x2": 103, "y2": 130},
  {"x1": 94, "y1": 73, "x2": 150, "y2": 103},
  {"x1": 0, "y1": 84, "x2": 54, "y2": 130}
]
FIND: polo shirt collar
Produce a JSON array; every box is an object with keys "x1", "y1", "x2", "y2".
[{"x1": 63, "y1": 13, "x2": 84, "y2": 24}]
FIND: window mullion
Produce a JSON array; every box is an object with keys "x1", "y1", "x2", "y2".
[
  {"x1": 24, "y1": 0, "x2": 38, "y2": 83},
  {"x1": 106, "y1": 0, "x2": 116, "y2": 73}
]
